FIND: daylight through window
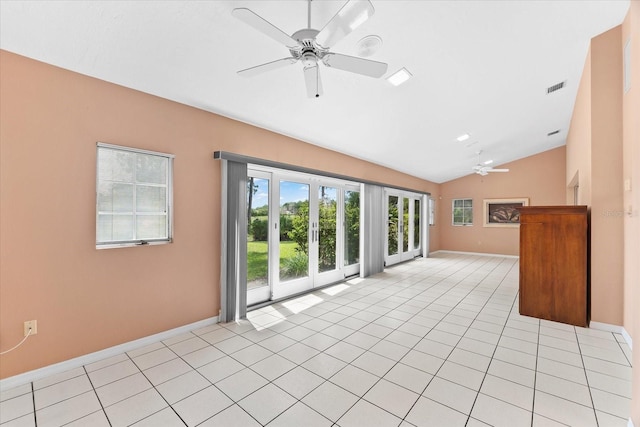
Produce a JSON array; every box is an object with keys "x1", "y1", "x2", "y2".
[
  {"x1": 452, "y1": 198, "x2": 473, "y2": 226},
  {"x1": 96, "y1": 143, "x2": 173, "y2": 247}
]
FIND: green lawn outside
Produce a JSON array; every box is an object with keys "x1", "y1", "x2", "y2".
[{"x1": 247, "y1": 240, "x2": 299, "y2": 282}]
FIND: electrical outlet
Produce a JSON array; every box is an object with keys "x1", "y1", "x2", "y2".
[{"x1": 24, "y1": 320, "x2": 37, "y2": 337}]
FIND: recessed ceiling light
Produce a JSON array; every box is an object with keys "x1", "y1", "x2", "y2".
[
  {"x1": 456, "y1": 133, "x2": 470, "y2": 142},
  {"x1": 386, "y1": 68, "x2": 412, "y2": 86}
]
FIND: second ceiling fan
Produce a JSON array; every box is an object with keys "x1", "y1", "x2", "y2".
[
  {"x1": 472, "y1": 151, "x2": 510, "y2": 176},
  {"x1": 232, "y1": 0, "x2": 388, "y2": 98}
]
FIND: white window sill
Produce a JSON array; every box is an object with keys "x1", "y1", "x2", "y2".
[{"x1": 96, "y1": 240, "x2": 171, "y2": 250}]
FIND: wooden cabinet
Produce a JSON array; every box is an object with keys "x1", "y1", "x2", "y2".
[{"x1": 519, "y1": 206, "x2": 589, "y2": 327}]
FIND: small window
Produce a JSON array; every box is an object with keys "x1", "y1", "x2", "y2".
[
  {"x1": 452, "y1": 198, "x2": 473, "y2": 226},
  {"x1": 96, "y1": 143, "x2": 173, "y2": 247},
  {"x1": 428, "y1": 198, "x2": 435, "y2": 226}
]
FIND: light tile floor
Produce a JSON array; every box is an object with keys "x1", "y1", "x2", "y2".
[{"x1": 0, "y1": 253, "x2": 633, "y2": 426}]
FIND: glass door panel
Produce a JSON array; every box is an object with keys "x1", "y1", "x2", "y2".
[
  {"x1": 318, "y1": 186, "x2": 337, "y2": 273},
  {"x1": 402, "y1": 197, "x2": 409, "y2": 253},
  {"x1": 343, "y1": 189, "x2": 360, "y2": 277},
  {"x1": 388, "y1": 195, "x2": 399, "y2": 256},
  {"x1": 247, "y1": 173, "x2": 271, "y2": 306},
  {"x1": 247, "y1": 177, "x2": 270, "y2": 289},
  {"x1": 344, "y1": 190, "x2": 360, "y2": 267},
  {"x1": 279, "y1": 180, "x2": 310, "y2": 282}
]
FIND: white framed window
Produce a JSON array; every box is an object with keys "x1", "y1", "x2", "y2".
[
  {"x1": 452, "y1": 198, "x2": 473, "y2": 226},
  {"x1": 96, "y1": 143, "x2": 174, "y2": 248}
]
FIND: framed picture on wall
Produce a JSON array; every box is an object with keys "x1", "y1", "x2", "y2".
[{"x1": 483, "y1": 198, "x2": 529, "y2": 227}]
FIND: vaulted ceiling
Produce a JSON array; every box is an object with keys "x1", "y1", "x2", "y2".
[{"x1": 0, "y1": 1, "x2": 630, "y2": 182}]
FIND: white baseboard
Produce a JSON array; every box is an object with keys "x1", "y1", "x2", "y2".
[
  {"x1": 589, "y1": 321, "x2": 633, "y2": 349},
  {"x1": 0, "y1": 316, "x2": 218, "y2": 391},
  {"x1": 621, "y1": 328, "x2": 633, "y2": 350},
  {"x1": 430, "y1": 250, "x2": 519, "y2": 259}
]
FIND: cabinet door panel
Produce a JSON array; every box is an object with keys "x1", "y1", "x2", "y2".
[{"x1": 519, "y1": 206, "x2": 588, "y2": 327}]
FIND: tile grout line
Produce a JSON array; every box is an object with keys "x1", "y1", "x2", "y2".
[
  {"x1": 574, "y1": 324, "x2": 600, "y2": 426},
  {"x1": 31, "y1": 381, "x2": 38, "y2": 427},
  {"x1": 113, "y1": 346, "x2": 190, "y2": 426},
  {"x1": 81, "y1": 365, "x2": 112, "y2": 427},
  {"x1": 530, "y1": 306, "x2": 541, "y2": 427}
]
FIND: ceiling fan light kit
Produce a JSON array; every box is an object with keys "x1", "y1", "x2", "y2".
[{"x1": 233, "y1": 0, "x2": 389, "y2": 98}]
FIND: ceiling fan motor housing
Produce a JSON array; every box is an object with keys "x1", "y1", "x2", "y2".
[{"x1": 290, "y1": 29, "x2": 327, "y2": 66}]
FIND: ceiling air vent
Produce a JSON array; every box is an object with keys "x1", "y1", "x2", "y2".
[
  {"x1": 547, "y1": 81, "x2": 566, "y2": 94},
  {"x1": 547, "y1": 129, "x2": 561, "y2": 136}
]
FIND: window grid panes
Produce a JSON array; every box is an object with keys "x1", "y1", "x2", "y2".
[
  {"x1": 452, "y1": 198, "x2": 473, "y2": 226},
  {"x1": 97, "y1": 144, "x2": 173, "y2": 246}
]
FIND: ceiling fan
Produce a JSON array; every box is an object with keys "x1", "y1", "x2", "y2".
[
  {"x1": 472, "y1": 151, "x2": 510, "y2": 176},
  {"x1": 232, "y1": 0, "x2": 388, "y2": 98}
]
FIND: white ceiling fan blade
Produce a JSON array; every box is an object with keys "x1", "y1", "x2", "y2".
[
  {"x1": 487, "y1": 168, "x2": 510, "y2": 173},
  {"x1": 237, "y1": 57, "x2": 298, "y2": 77},
  {"x1": 315, "y1": 0, "x2": 375, "y2": 49},
  {"x1": 322, "y1": 53, "x2": 387, "y2": 78},
  {"x1": 232, "y1": 8, "x2": 299, "y2": 49},
  {"x1": 303, "y1": 64, "x2": 323, "y2": 98}
]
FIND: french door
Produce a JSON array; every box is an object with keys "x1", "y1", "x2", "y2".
[
  {"x1": 385, "y1": 190, "x2": 424, "y2": 267},
  {"x1": 247, "y1": 169, "x2": 360, "y2": 305}
]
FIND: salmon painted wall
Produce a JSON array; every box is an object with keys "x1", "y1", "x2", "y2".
[
  {"x1": 621, "y1": 2, "x2": 640, "y2": 425},
  {"x1": 437, "y1": 147, "x2": 566, "y2": 256},
  {"x1": 567, "y1": 26, "x2": 625, "y2": 328},
  {"x1": 0, "y1": 50, "x2": 440, "y2": 379},
  {"x1": 567, "y1": 10, "x2": 638, "y2": 423},
  {"x1": 566, "y1": 48, "x2": 592, "y2": 206},
  {"x1": 590, "y1": 26, "x2": 625, "y2": 327}
]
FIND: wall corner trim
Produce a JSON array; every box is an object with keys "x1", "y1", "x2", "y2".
[
  {"x1": 0, "y1": 316, "x2": 218, "y2": 391},
  {"x1": 589, "y1": 321, "x2": 632, "y2": 349}
]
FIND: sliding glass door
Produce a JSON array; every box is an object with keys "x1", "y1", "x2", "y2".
[
  {"x1": 247, "y1": 168, "x2": 360, "y2": 305},
  {"x1": 385, "y1": 190, "x2": 424, "y2": 267}
]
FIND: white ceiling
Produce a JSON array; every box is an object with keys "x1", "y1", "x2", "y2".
[{"x1": 0, "y1": 0, "x2": 630, "y2": 183}]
